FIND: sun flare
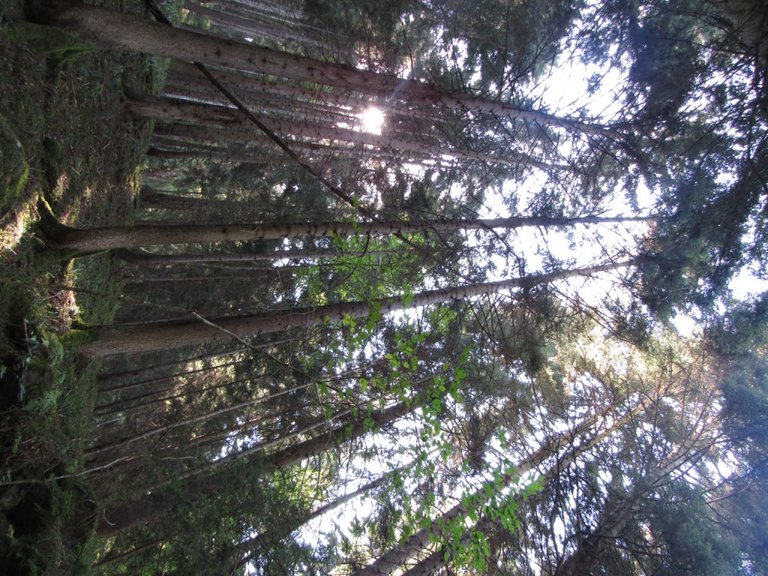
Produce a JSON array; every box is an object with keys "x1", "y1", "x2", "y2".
[{"x1": 358, "y1": 106, "x2": 385, "y2": 135}]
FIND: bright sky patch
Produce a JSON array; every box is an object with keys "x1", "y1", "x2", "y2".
[{"x1": 358, "y1": 106, "x2": 385, "y2": 135}]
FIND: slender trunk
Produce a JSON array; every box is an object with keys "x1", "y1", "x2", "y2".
[
  {"x1": 124, "y1": 267, "x2": 307, "y2": 284},
  {"x1": 98, "y1": 357, "x2": 247, "y2": 394},
  {"x1": 96, "y1": 394, "x2": 423, "y2": 536},
  {"x1": 554, "y1": 443, "x2": 709, "y2": 576},
  {"x1": 163, "y1": 60, "x2": 443, "y2": 127},
  {"x1": 184, "y1": 0, "x2": 325, "y2": 48},
  {"x1": 359, "y1": 402, "x2": 643, "y2": 575},
  {"x1": 400, "y1": 519, "x2": 498, "y2": 576},
  {"x1": 95, "y1": 337, "x2": 290, "y2": 382},
  {"x1": 151, "y1": 93, "x2": 355, "y2": 129},
  {"x1": 149, "y1": 124, "x2": 439, "y2": 164},
  {"x1": 89, "y1": 385, "x2": 308, "y2": 462},
  {"x1": 30, "y1": 0, "x2": 618, "y2": 138},
  {"x1": 50, "y1": 215, "x2": 649, "y2": 252},
  {"x1": 80, "y1": 261, "x2": 629, "y2": 358},
  {"x1": 93, "y1": 371, "x2": 255, "y2": 417},
  {"x1": 132, "y1": 95, "x2": 567, "y2": 171},
  {"x1": 231, "y1": 471, "x2": 399, "y2": 571},
  {"x1": 554, "y1": 490, "x2": 641, "y2": 576},
  {"x1": 398, "y1": 548, "x2": 443, "y2": 576},
  {"x1": 149, "y1": 132, "x2": 463, "y2": 167},
  {"x1": 116, "y1": 247, "x2": 391, "y2": 265}
]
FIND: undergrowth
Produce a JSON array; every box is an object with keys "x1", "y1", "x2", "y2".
[{"x1": 0, "y1": 0, "x2": 169, "y2": 571}]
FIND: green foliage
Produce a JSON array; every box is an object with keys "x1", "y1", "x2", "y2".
[
  {"x1": 639, "y1": 143, "x2": 767, "y2": 317},
  {"x1": 295, "y1": 232, "x2": 424, "y2": 307},
  {"x1": 429, "y1": 472, "x2": 542, "y2": 573},
  {"x1": 303, "y1": 0, "x2": 414, "y2": 71},
  {"x1": 107, "y1": 461, "x2": 322, "y2": 575},
  {"x1": 709, "y1": 293, "x2": 768, "y2": 356},
  {"x1": 645, "y1": 482, "x2": 743, "y2": 576},
  {"x1": 694, "y1": 295, "x2": 768, "y2": 570},
  {"x1": 625, "y1": 2, "x2": 703, "y2": 121},
  {"x1": 712, "y1": 343, "x2": 768, "y2": 572},
  {"x1": 430, "y1": 0, "x2": 576, "y2": 92}
]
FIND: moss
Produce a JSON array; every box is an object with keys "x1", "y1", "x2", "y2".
[
  {"x1": 0, "y1": 114, "x2": 29, "y2": 213},
  {"x1": 60, "y1": 327, "x2": 96, "y2": 349}
]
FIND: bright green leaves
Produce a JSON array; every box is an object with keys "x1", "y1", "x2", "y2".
[
  {"x1": 385, "y1": 329, "x2": 427, "y2": 372},
  {"x1": 327, "y1": 231, "x2": 424, "y2": 304},
  {"x1": 418, "y1": 349, "x2": 469, "y2": 449},
  {"x1": 400, "y1": 285, "x2": 414, "y2": 308},
  {"x1": 427, "y1": 471, "x2": 543, "y2": 573}
]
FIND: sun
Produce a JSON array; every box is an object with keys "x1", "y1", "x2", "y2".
[{"x1": 358, "y1": 106, "x2": 385, "y2": 135}]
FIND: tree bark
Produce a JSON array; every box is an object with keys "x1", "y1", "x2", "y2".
[
  {"x1": 80, "y1": 262, "x2": 629, "y2": 358},
  {"x1": 115, "y1": 247, "x2": 390, "y2": 265},
  {"x1": 162, "y1": 60, "x2": 445, "y2": 128},
  {"x1": 50, "y1": 215, "x2": 648, "y2": 252},
  {"x1": 554, "y1": 490, "x2": 641, "y2": 576}
]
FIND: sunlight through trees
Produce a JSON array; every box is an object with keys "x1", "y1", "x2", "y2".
[{"x1": 1, "y1": 0, "x2": 767, "y2": 573}]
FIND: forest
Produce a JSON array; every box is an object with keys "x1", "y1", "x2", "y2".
[{"x1": 0, "y1": 0, "x2": 767, "y2": 574}]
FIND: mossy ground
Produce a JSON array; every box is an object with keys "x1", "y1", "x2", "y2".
[{"x1": 0, "y1": 0, "x2": 159, "y2": 571}]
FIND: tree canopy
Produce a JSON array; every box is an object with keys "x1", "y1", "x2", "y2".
[{"x1": 5, "y1": 0, "x2": 768, "y2": 573}]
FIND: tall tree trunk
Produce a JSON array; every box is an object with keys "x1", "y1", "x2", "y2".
[
  {"x1": 554, "y1": 434, "x2": 716, "y2": 576},
  {"x1": 399, "y1": 517, "x2": 497, "y2": 576},
  {"x1": 29, "y1": 0, "x2": 618, "y2": 138},
  {"x1": 116, "y1": 247, "x2": 392, "y2": 265},
  {"x1": 123, "y1": 265, "x2": 309, "y2": 287},
  {"x1": 88, "y1": 380, "x2": 312, "y2": 462},
  {"x1": 97, "y1": 356, "x2": 246, "y2": 395},
  {"x1": 554, "y1": 489, "x2": 642, "y2": 576},
  {"x1": 95, "y1": 336, "x2": 288, "y2": 382},
  {"x1": 184, "y1": 0, "x2": 326, "y2": 48},
  {"x1": 80, "y1": 262, "x2": 629, "y2": 358},
  {"x1": 162, "y1": 60, "x2": 440, "y2": 127},
  {"x1": 48, "y1": 215, "x2": 648, "y2": 252},
  {"x1": 149, "y1": 129, "x2": 463, "y2": 167}
]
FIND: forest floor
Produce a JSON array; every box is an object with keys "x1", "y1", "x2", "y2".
[{"x1": 0, "y1": 0, "x2": 158, "y2": 571}]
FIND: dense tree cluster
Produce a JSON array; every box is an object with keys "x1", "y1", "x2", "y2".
[{"x1": 24, "y1": 0, "x2": 768, "y2": 573}]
